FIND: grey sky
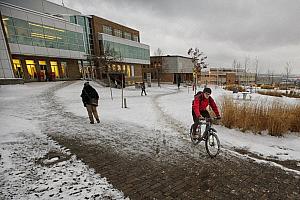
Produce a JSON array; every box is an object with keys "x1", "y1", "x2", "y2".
[{"x1": 50, "y1": 0, "x2": 300, "y2": 74}]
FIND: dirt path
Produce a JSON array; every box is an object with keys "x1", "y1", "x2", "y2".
[{"x1": 43, "y1": 82, "x2": 300, "y2": 199}]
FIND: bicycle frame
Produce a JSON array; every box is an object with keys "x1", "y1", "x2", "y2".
[{"x1": 190, "y1": 117, "x2": 221, "y2": 158}]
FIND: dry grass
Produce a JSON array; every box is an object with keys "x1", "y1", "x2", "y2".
[
  {"x1": 220, "y1": 97, "x2": 300, "y2": 136},
  {"x1": 257, "y1": 90, "x2": 283, "y2": 97},
  {"x1": 224, "y1": 85, "x2": 245, "y2": 92},
  {"x1": 260, "y1": 85, "x2": 275, "y2": 89}
]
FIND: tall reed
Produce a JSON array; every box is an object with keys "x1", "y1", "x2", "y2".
[{"x1": 220, "y1": 97, "x2": 300, "y2": 136}]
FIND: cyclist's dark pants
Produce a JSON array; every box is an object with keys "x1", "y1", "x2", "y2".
[{"x1": 192, "y1": 110, "x2": 210, "y2": 133}]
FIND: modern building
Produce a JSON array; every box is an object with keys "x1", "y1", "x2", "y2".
[
  {"x1": 150, "y1": 55, "x2": 194, "y2": 84},
  {"x1": 0, "y1": 0, "x2": 86, "y2": 84},
  {"x1": 0, "y1": 0, "x2": 151, "y2": 85},
  {"x1": 90, "y1": 15, "x2": 150, "y2": 86}
]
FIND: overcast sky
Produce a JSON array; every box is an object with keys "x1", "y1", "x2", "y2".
[{"x1": 49, "y1": 0, "x2": 300, "y2": 74}]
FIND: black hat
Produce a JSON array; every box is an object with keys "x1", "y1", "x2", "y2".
[{"x1": 203, "y1": 87, "x2": 212, "y2": 94}]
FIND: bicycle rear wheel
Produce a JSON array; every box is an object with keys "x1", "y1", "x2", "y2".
[
  {"x1": 205, "y1": 131, "x2": 220, "y2": 158},
  {"x1": 190, "y1": 124, "x2": 200, "y2": 145}
]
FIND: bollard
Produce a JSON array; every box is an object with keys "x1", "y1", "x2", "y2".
[{"x1": 124, "y1": 98, "x2": 127, "y2": 108}]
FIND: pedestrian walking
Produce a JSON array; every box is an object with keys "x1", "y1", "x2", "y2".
[
  {"x1": 141, "y1": 81, "x2": 147, "y2": 96},
  {"x1": 80, "y1": 82, "x2": 100, "y2": 124}
]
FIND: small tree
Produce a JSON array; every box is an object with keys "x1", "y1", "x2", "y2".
[
  {"x1": 154, "y1": 48, "x2": 164, "y2": 87},
  {"x1": 187, "y1": 48, "x2": 208, "y2": 94},
  {"x1": 154, "y1": 48, "x2": 164, "y2": 56},
  {"x1": 96, "y1": 44, "x2": 123, "y2": 100}
]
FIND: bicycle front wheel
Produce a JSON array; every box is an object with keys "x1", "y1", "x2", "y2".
[{"x1": 205, "y1": 131, "x2": 220, "y2": 158}]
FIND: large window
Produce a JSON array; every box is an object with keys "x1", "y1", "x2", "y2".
[
  {"x1": 13, "y1": 59, "x2": 23, "y2": 78},
  {"x1": 50, "y1": 61, "x2": 60, "y2": 78},
  {"x1": 114, "y1": 29, "x2": 122, "y2": 38},
  {"x1": 103, "y1": 25, "x2": 112, "y2": 35},
  {"x1": 133, "y1": 35, "x2": 139, "y2": 42},
  {"x1": 61, "y1": 62, "x2": 68, "y2": 78},
  {"x1": 25, "y1": 60, "x2": 37, "y2": 79},
  {"x1": 124, "y1": 32, "x2": 131, "y2": 40},
  {"x1": 1, "y1": 16, "x2": 85, "y2": 52}
]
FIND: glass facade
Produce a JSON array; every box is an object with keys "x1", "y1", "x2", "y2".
[
  {"x1": 70, "y1": 15, "x2": 93, "y2": 54},
  {"x1": 2, "y1": 16, "x2": 85, "y2": 52},
  {"x1": 103, "y1": 40, "x2": 150, "y2": 61}
]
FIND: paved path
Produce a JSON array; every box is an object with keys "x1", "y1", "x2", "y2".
[{"x1": 43, "y1": 82, "x2": 300, "y2": 199}]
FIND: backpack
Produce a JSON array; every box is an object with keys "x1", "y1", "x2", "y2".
[{"x1": 192, "y1": 91, "x2": 203, "y2": 106}]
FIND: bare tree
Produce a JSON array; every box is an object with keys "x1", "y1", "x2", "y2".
[
  {"x1": 187, "y1": 48, "x2": 208, "y2": 94},
  {"x1": 243, "y1": 56, "x2": 250, "y2": 88},
  {"x1": 254, "y1": 57, "x2": 259, "y2": 85},
  {"x1": 285, "y1": 61, "x2": 292, "y2": 94},
  {"x1": 96, "y1": 44, "x2": 123, "y2": 100},
  {"x1": 154, "y1": 48, "x2": 164, "y2": 56}
]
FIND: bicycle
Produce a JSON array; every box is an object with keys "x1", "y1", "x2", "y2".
[{"x1": 189, "y1": 117, "x2": 220, "y2": 158}]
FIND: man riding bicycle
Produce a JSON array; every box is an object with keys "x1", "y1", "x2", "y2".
[{"x1": 192, "y1": 87, "x2": 221, "y2": 139}]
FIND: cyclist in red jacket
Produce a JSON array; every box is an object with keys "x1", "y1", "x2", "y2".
[{"x1": 192, "y1": 88, "x2": 221, "y2": 138}]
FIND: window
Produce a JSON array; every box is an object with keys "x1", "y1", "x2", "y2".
[
  {"x1": 25, "y1": 60, "x2": 37, "y2": 79},
  {"x1": 61, "y1": 62, "x2": 68, "y2": 78},
  {"x1": 126, "y1": 65, "x2": 131, "y2": 77},
  {"x1": 133, "y1": 35, "x2": 139, "y2": 42},
  {"x1": 124, "y1": 32, "x2": 131, "y2": 40},
  {"x1": 13, "y1": 59, "x2": 23, "y2": 78},
  {"x1": 50, "y1": 61, "x2": 60, "y2": 78},
  {"x1": 114, "y1": 29, "x2": 122, "y2": 38},
  {"x1": 103, "y1": 25, "x2": 112, "y2": 35}
]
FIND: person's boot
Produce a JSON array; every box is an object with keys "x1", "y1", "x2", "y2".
[
  {"x1": 90, "y1": 121, "x2": 94, "y2": 124},
  {"x1": 96, "y1": 119, "x2": 100, "y2": 123}
]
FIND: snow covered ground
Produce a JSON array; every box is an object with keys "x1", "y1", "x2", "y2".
[
  {"x1": 55, "y1": 81, "x2": 300, "y2": 161},
  {"x1": 0, "y1": 80, "x2": 300, "y2": 199}
]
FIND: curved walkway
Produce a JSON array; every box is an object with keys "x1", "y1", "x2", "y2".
[{"x1": 43, "y1": 82, "x2": 300, "y2": 199}]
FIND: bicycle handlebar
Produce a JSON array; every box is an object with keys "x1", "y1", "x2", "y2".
[{"x1": 199, "y1": 117, "x2": 221, "y2": 121}]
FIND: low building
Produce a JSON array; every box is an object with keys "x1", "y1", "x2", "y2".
[
  {"x1": 150, "y1": 55, "x2": 193, "y2": 84},
  {"x1": 200, "y1": 67, "x2": 256, "y2": 85}
]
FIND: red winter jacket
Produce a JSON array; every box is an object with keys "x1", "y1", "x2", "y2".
[{"x1": 192, "y1": 92, "x2": 220, "y2": 118}]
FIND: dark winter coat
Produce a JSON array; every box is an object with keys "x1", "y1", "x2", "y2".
[
  {"x1": 80, "y1": 85, "x2": 99, "y2": 107},
  {"x1": 192, "y1": 92, "x2": 220, "y2": 118}
]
